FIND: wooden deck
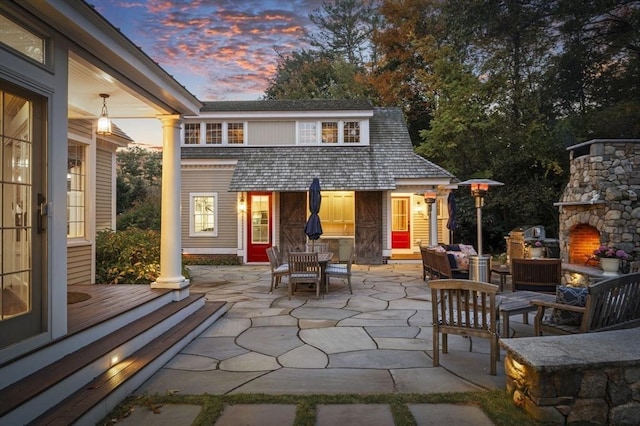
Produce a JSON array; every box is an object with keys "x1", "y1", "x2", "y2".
[{"x1": 67, "y1": 284, "x2": 172, "y2": 334}]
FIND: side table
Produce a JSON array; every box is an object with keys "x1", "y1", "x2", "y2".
[{"x1": 491, "y1": 265, "x2": 511, "y2": 292}]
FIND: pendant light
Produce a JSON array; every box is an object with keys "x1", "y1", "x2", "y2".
[{"x1": 96, "y1": 93, "x2": 112, "y2": 135}]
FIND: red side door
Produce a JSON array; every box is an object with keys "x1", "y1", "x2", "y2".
[
  {"x1": 391, "y1": 197, "x2": 411, "y2": 249},
  {"x1": 247, "y1": 192, "x2": 272, "y2": 262}
]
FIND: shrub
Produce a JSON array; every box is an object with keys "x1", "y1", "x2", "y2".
[
  {"x1": 96, "y1": 228, "x2": 161, "y2": 284},
  {"x1": 116, "y1": 192, "x2": 161, "y2": 231}
]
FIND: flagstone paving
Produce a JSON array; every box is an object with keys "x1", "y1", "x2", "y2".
[{"x1": 131, "y1": 263, "x2": 536, "y2": 425}]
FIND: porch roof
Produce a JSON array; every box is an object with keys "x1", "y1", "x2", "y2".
[{"x1": 181, "y1": 107, "x2": 456, "y2": 191}]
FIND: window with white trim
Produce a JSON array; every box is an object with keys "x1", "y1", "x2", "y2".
[
  {"x1": 67, "y1": 142, "x2": 86, "y2": 238},
  {"x1": 343, "y1": 121, "x2": 360, "y2": 143},
  {"x1": 184, "y1": 123, "x2": 200, "y2": 144},
  {"x1": 322, "y1": 122, "x2": 338, "y2": 143},
  {"x1": 297, "y1": 120, "x2": 363, "y2": 144},
  {"x1": 206, "y1": 122, "x2": 222, "y2": 144},
  {"x1": 299, "y1": 121, "x2": 318, "y2": 144},
  {"x1": 183, "y1": 122, "x2": 246, "y2": 145},
  {"x1": 227, "y1": 122, "x2": 244, "y2": 144},
  {"x1": 190, "y1": 193, "x2": 217, "y2": 236}
]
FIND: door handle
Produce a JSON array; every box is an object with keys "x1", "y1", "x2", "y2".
[{"x1": 37, "y1": 193, "x2": 47, "y2": 234}]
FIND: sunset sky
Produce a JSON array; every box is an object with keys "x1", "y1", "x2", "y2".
[{"x1": 90, "y1": 0, "x2": 323, "y2": 101}]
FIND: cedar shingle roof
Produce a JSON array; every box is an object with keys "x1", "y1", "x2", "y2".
[{"x1": 181, "y1": 106, "x2": 456, "y2": 191}]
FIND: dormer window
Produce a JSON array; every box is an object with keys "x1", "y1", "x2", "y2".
[
  {"x1": 298, "y1": 120, "x2": 365, "y2": 145},
  {"x1": 183, "y1": 122, "x2": 247, "y2": 145}
]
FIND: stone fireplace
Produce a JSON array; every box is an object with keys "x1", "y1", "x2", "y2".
[{"x1": 556, "y1": 139, "x2": 640, "y2": 264}]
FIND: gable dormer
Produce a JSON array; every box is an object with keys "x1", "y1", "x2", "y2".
[{"x1": 182, "y1": 99, "x2": 373, "y2": 147}]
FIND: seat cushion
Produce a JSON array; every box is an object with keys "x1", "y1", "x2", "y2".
[
  {"x1": 274, "y1": 265, "x2": 289, "y2": 274},
  {"x1": 553, "y1": 285, "x2": 588, "y2": 325},
  {"x1": 290, "y1": 272, "x2": 319, "y2": 279},
  {"x1": 326, "y1": 264, "x2": 348, "y2": 275}
]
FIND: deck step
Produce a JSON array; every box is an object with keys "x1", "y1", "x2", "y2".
[
  {"x1": 0, "y1": 293, "x2": 225, "y2": 425},
  {"x1": 34, "y1": 301, "x2": 227, "y2": 426}
]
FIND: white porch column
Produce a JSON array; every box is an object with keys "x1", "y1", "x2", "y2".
[
  {"x1": 429, "y1": 202, "x2": 438, "y2": 246},
  {"x1": 152, "y1": 115, "x2": 189, "y2": 299}
]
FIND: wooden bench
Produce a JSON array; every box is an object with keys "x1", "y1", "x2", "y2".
[
  {"x1": 433, "y1": 251, "x2": 470, "y2": 280},
  {"x1": 511, "y1": 258, "x2": 561, "y2": 293},
  {"x1": 429, "y1": 279, "x2": 499, "y2": 375},
  {"x1": 530, "y1": 272, "x2": 640, "y2": 335}
]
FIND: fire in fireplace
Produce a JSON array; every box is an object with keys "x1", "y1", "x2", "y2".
[{"x1": 568, "y1": 224, "x2": 600, "y2": 265}]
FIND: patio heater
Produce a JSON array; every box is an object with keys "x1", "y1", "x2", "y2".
[
  {"x1": 458, "y1": 179, "x2": 504, "y2": 282},
  {"x1": 423, "y1": 190, "x2": 437, "y2": 247}
]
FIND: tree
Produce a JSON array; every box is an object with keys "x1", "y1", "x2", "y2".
[
  {"x1": 308, "y1": 0, "x2": 382, "y2": 69},
  {"x1": 263, "y1": 49, "x2": 374, "y2": 99},
  {"x1": 264, "y1": 0, "x2": 384, "y2": 100},
  {"x1": 116, "y1": 146, "x2": 162, "y2": 229}
]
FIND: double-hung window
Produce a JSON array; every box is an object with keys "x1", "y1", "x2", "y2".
[
  {"x1": 343, "y1": 121, "x2": 360, "y2": 143},
  {"x1": 184, "y1": 122, "x2": 245, "y2": 145},
  {"x1": 321, "y1": 122, "x2": 338, "y2": 143},
  {"x1": 190, "y1": 193, "x2": 217, "y2": 236},
  {"x1": 206, "y1": 123, "x2": 222, "y2": 144},
  {"x1": 184, "y1": 123, "x2": 201, "y2": 145},
  {"x1": 227, "y1": 122, "x2": 244, "y2": 144},
  {"x1": 297, "y1": 120, "x2": 362, "y2": 144},
  {"x1": 298, "y1": 122, "x2": 318, "y2": 144}
]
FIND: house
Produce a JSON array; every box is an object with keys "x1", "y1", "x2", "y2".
[
  {"x1": 180, "y1": 100, "x2": 458, "y2": 264},
  {"x1": 0, "y1": 1, "x2": 220, "y2": 423}
]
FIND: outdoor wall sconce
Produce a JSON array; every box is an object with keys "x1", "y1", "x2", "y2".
[
  {"x1": 458, "y1": 179, "x2": 503, "y2": 256},
  {"x1": 238, "y1": 195, "x2": 246, "y2": 213},
  {"x1": 96, "y1": 93, "x2": 112, "y2": 136}
]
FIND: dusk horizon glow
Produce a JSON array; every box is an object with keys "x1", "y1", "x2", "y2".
[{"x1": 90, "y1": 0, "x2": 323, "y2": 101}]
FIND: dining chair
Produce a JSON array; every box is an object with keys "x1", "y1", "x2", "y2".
[
  {"x1": 272, "y1": 245, "x2": 287, "y2": 268},
  {"x1": 629, "y1": 260, "x2": 640, "y2": 273},
  {"x1": 288, "y1": 252, "x2": 322, "y2": 299},
  {"x1": 305, "y1": 242, "x2": 328, "y2": 253},
  {"x1": 266, "y1": 247, "x2": 288, "y2": 293},
  {"x1": 325, "y1": 246, "x2": 355, "y2": 294}
]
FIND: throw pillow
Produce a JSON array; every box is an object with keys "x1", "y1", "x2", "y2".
[
  {"x1": 552, "y1": 285, "x2": 588, "y2": 326},
  {"x1": 447, "y1": 253, "x2": 458, "y2": 270},
  {"x1": 458, "y1": 244, "x2": 478, "y2": 256},
  {"x1": 444, "y1": 244, "x2": 461, "y2": 251}
]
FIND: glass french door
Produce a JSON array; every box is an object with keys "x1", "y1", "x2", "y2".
[{"x1": 0, "y1": 82, "x2": 47, "y2": 349}]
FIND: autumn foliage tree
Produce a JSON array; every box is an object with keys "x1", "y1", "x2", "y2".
[{"x1": 263, "y1": 0, "x2": 640, "y2": 252}]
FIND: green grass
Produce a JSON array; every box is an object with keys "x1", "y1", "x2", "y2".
[{"x1": 100, "y1": 390, "x2": 541, "y2": 425}]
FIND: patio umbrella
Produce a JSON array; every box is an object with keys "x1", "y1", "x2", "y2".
[
  {"x1": 304, "y1": 177, "x2": 323, "y2": 248},
  {"x1": 446, "y1": 192, "x2": 457, "y2": 241}
]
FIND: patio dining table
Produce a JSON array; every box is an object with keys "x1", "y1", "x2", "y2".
[{"x1": 317, "y1": 252, "x2": 333, "y2": 293}]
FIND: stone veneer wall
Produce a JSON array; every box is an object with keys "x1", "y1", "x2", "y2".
[
  {"x1": 557, "y1": 140, "x2": 640, "y2": 262},
  {"x1": 504, "y1": 355, "x2": 640, "y2": 424},
  {"x1": 501, "y1": 328, "x2": 640, "y2": 425}
]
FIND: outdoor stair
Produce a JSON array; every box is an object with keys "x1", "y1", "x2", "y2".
[{"x1": 0, "y1": 294, "x2": 228, "y2": 425}]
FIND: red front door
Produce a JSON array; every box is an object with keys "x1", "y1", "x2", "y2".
[
  {"x1": 391, "y1": 197, "x2": 411, "y2": 249},
  {"x1": 247, "y1": 192, "x2": 272, "y2": 262}
]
